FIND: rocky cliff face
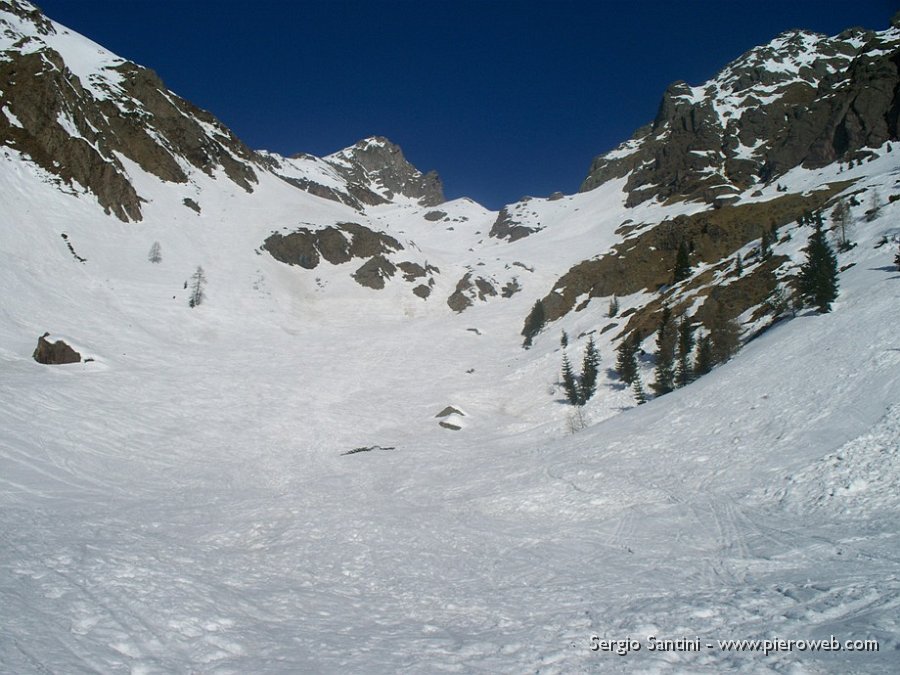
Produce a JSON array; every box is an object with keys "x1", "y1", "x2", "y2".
[
  {"x1": 261, "y1": 136, "x2": 446, "y2": 212},
  {"x1": 0, "y1": 0, "x2": 259, "y2": 221},
  {"x1": 324, "y1": 136, "x2": 445, "y2": 207},
  {"x1": 0, "y1": 2, "x2": 446, "y2": 222},
  {"x1": 581, "y1": 23, "x2": 900, "y2": 207}
]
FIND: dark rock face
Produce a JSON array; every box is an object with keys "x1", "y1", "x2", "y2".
[
  {"x1": 446, "y1": 273, "x2": 498, "y2": 312},
  {"x1": 489, "y1": 207, "x2": 540, "y2": 242},
  {"x1": 352, "y1": 255, "x2": 396, "y2": 289},
  {"x1": 263, "y1": 222, "x2": 403, "y2": 269},
  {"x1": 264, "y1": 222, "x2": 439, "y2": 295},
  {"x1": 33, "y1": 332, "x2": 81, "y2": 364},
  {"x1": 0, "y1": 2, "x2": 258, "y2": 221},
  {"x1": 580, "y1": 28, "x2": 900, "y2": 207},
  {"x1": 326, "y1": 137, "x2": 445, "y2": 207},
  {"x1": 397, "y1": 261, "x2": 427, "y2": 281}
]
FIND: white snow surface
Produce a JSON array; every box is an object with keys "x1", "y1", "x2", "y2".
[{"x1": 2, "y1": 136, "x2": 899, "y2": 673}]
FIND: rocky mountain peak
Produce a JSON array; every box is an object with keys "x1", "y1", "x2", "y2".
[
  {"x1": 0, "y1": 0, "x2": 259, "y2": 221},
  {"x1": 580, "y1": 21, "x2": 900, "y2": 207},
  {"x1": 325, "y1": 136, "x2": 445, "y2": 207}
]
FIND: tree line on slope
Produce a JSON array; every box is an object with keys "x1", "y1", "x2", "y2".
[{"x1": 546, "y1": 206, "x2": 845, "y2": 415}]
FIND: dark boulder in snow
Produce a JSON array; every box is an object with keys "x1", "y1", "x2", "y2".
[{"x1": 33, "y1": 333, "x2": 81, "y2": 364}]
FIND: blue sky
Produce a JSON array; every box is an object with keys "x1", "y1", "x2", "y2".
[{"x1": 37, "y1": 0, "x2": 894, "y2": 209}]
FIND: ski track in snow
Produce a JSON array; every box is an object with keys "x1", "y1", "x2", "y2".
[{"x1": 2, "y1": 252, "x2": 899, "y2": 673}]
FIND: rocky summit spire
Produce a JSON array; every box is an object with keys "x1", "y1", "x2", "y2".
[
  {"x1": 326, "y1": 136, "x2": 445, "y2": 207},
  {"x1": 580, "y1": 22, "x2": 900, "y2": 207}
]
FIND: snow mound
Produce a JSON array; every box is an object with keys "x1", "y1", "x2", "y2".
[{"x1": 771, "y1": 404, "x2": 900, "y2": 515}]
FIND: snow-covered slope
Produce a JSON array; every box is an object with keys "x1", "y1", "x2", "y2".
[
  {"x1": 2, "y1": 2, "x2": 900, "y2": 673},
  {"x1": 1, "y1": 164, "x2": 898, "y2": 672}
]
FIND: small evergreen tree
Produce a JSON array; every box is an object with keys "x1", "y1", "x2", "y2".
[
  {"x1": 652, "y1": 304, "x2": 676, "y2": 395},
  {"x1": 760, "y1": 229, "x2": 771, "y2": 261},
  {"x1": 675, "y1": 315, "x2": 694, "y2": 388},
  {"x1": 561, "y1": 338, "x2": 601, "y2": 406},
  {"x1": 866, "y1": 189, "x2": 881, "y2": 222},
  {"x1": 673, "y1": 240, "x2": 692, "y2": 283},
  {"x1": 578, "y1": 336, "x2": 600, "y2": 404},
  {"x1": 522, "y1": 299, "x2": 546, "y2": 348},
  {"x1": 615, "y1": 332, "x2": 639, "y2": 386},
  {"x1": 560, "y1": 330, "x2": 568, "y2": 348},
  {"x1": 189, "y1": 266, "x2": 206, "y2": 308},
  {"x1": 607, "y1": 295, "x2": 619, "y2": 317},
  {"x1": 148, "y1": 241, "x2": 162, "y2": 263},
  {"x1": 894, "y1": 243, "x2": 900, "y2": 271},
  {"x1": 561, "y1": 353, "x2": 580, "y2": 406},
  {"x1": 695, "y1": 334, "x2": 713, "y2": 377},
  {"x1": 831, "y1": 199, "x2": 852, "y2": 250},
  {"x1": 798, "y1": 219, "x2": 839, "y2": 313},
  {"x1": 734, "y1": 253, "x2": 743, "y2": 277},
  {"x1": 633, "y1": 371, "x2": 648, "y2": 405}
]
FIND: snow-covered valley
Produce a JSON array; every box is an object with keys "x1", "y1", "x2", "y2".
[
  {"x1": 3, "y1": 162, "x2": 899, "y2": 672},
  {"x1": 2, "y1": 2, "x2": 900, "y2": 672}
]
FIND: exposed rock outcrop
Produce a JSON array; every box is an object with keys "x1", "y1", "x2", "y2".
[
  {"x1": 580, "y1": 28, "x2": 900, "y2": 207},
  {"x1": 530, "y1": 186, "x2": 849, "y2": 335},
  {"x1": 352, "y1": 255, "x2": 396, "y2": 289},
  {"x1": 325, "y1": 137, "x2": 445, "y2": 207},
  {"x1": 0, "y1": 1, "x2": 258, "y2": 221},
  {"x1": 33, "y1": 332, "x2": 80, "y2": 364},
  {"x1": 263, "y1": 222, "x2": 403, "y2": 269},
  {"x1": 489, "y1": 207, "x2": 540, "y2": 242},
  {"x1": 447, "y1": 273, "x2": 498, "y2": 312}
]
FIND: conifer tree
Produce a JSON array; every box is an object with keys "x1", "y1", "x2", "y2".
[
  {"x1": 652, "y1": 304, "x2": 676, "y2": 395},
  {"x1": 148, "y1": 241, "x2": 162, "y2": 263},
  {"x1": 189, "y1": 266, "x2": 206, "y2": 308},
  {"x1": 522, "y1": 299, "x2": 546, "y2": 348},
  {"x1": 895, "y1": 243, "x2": 900, "y2": 272},
  {"x1": 675, "y1": 315, "x2": 694, "y2": 388},
  {"x1": 616, "y1": 332, "x2": 639, "y2": 386},
  {"x1": 695, "y1": 334, "x2": 713, "y2": 377},
  {"x1": 866, "y1": 189, "x2": 881, "y2": 222},
  {"x1": 760, "y1": 229, "x2": 771, "y2": 260},
  {"x1": 561, "y1": 353, "x2": 580, "y2": 406},
  {"x1": 607, "y1": 295, "x2": 619, "y2": 317},
  {"x1": 798, "y1": 218, "x2": 839, "y2": 313},
  {"x1": 560, "y1": 330, "x2": 568, "y2": 348},
  {"x1": 578, "y1": 336, "x2": 600, "y2": 404},
  {"x1": 673, "y1": 240, "x2": 692, "y2": 283},
  {"x1": 633, "y1": 371, "x2": 648, "y2": 405},
  {"x1": 832, "y1": 199, "x2": 852, "y2": 250},
  {"x1": 734, "y1": 254, "x2": 743, "y2": 277}
]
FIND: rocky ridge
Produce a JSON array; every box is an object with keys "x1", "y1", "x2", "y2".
[
  {"x1": 580, "y1": 22, "x2": 900, "y2": 208},
  {"x1": 0, "y1": 0, "x2": 259, "y2": 220}
]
